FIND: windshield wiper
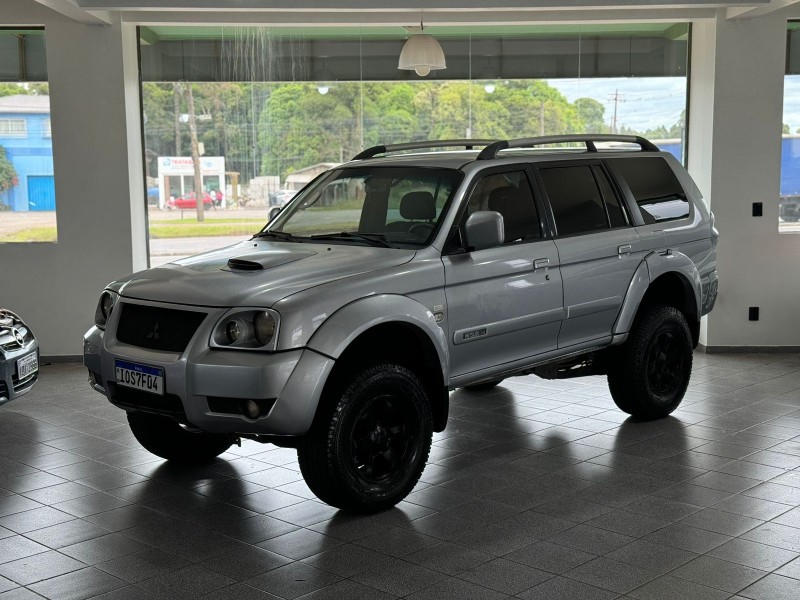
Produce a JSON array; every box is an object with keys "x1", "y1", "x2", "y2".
[
  {"x1": 309, "y1": 232, "x2": 394, "y2": 248},
  {"x1": 252, "y1": 230, "x2": 297, "y2": 241}
]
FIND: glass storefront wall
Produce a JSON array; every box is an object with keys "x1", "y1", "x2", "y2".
[
  {"x1": 781, "y1": 22, "x2": 800, "y2": 233},
  {"x1": 0, "y1": 28, "x2": 57, "y2": 243},
  {"x1": 139, "y1": 24, "x2": 689, "y2": 265}
]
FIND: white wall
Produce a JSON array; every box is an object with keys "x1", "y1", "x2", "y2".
[
  {"x1": 0, "y1": 0, "x2": 146, "y2": 357},
  {"x1": 689, "y1": 11, "x2": 799, "y2": 349}
]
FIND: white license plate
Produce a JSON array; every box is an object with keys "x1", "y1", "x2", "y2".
[
  {"x1": 17, "y1": 352, "x2": 38, "y2": 379},
  {"x1": 115, "y1": 360, "x2": 164, "y2": 396}
]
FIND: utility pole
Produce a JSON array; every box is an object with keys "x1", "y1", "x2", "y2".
[
  {"x1": 173, "y1": 82, "x2": 182, "y2": 156},
  {"x1": 609, "y1": 89, "x2": 624, "y2": 134},
  {"x1": 185, "y1": 84, "x2": 205, "y2": 222},
  {"x1": 539, "y1": 100, "x2": 546, "y2": 136}
]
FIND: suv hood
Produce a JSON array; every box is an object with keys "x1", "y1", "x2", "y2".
[{"x1": 117, "y1": 240, "x2": 416, "y2": 307}]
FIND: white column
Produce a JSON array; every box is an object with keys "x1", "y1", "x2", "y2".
[
  {"x1": 0, "y1": 1, "x2": 145, "y2": 356},
  {"x1": 689, "y1": 12, "x2": 797, "y2": 349}
]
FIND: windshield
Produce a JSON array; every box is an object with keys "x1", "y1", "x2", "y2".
[{"x1": 264, "y1": 166, "x2": 462, "y2": 247}]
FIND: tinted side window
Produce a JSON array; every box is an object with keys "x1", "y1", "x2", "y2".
[
  {"x1": 539, "y1": 165, "x2": 608, "y2": 236},
  {"x1": 607, "y1": 157, "x2": 689, "y2": 224},
  {"x1": 466, "y1": 171, "x2": 540, "y2": 243}
]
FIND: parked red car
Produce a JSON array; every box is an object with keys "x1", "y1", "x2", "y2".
[{"x1": 166, "y1": 192, "x2": 213, "y2": 210}]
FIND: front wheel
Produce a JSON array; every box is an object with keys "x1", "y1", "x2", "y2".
[
  {"x1": 127, "y1": 412, "x2": 235, "y2": 463},
  {"x1": 297, "y1": 363, "x2": 432, "y2": 513},
  {"x1": 607, "y1": 305, "x2": 693, "y2": 419}
]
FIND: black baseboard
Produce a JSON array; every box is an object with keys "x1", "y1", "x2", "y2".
[{"x1": 698, "y1": 344, "x2": 800, "y2": 354}]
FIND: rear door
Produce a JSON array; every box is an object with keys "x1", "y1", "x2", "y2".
[
  {"x1": 534, "y1": 161, "x2": 642, "y2": 349},
  {"x1": 443, "y1": 168, "x2": 563, "y2": 377}
]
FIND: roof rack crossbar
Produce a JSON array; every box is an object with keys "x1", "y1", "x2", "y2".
[
  {"x1": 352, "y1": 139, "x2": 497, "y2": 160},
  {"x1": 477, "y1": 134, "x2": 659, "y2": 160}
]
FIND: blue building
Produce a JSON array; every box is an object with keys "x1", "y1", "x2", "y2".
[{"x1": 0, "y1": 95, "x2": 55, "y2": 211}]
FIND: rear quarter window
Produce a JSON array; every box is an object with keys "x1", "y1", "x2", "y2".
[{"x1": 607, "y1": 157, "x2": 690, "y2": 224}]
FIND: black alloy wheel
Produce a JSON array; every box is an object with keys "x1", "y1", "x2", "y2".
[
  {"x1": 349, "y1": 394, "x2": 418, "y2": 484},
  {"x1": 297, "y1": 363, "x2": 432, "y2": 513},
  {"x1": 608, "y1": 304, "x2": 693, "y2": 419}
]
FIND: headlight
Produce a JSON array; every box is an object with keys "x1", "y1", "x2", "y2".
[
  {"x1": 94, "y1": 291, "x2": 118, "y2": 330},
  {"x1": 254, "y1": 312, "x2": 276, "y2": 346},
  {"x1": 212, "y1": 309, "x2": 279, "y2": 351}
]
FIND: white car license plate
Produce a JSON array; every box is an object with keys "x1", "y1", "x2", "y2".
[
  {"x1": 115, "y1": 360, "x2": 164, "y2": 396},
  {"x1": 17, "y1": 352, "x2": 38, "y2": 379}
]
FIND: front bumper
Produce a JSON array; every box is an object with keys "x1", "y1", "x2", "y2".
[
  {"x1": 0, "y1": 341, "x2": 39, "y2": 406},
  {"x1": 83, "y1": 301, "x2": 334, "y2": 436}
]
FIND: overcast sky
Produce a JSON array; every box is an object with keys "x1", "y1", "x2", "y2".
[{"x1": 547, "y1": 77, "x2": 687, "y2": 132}]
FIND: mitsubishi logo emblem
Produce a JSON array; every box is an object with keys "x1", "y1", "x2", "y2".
[
  {"x1": 11, "y1": 327, "x2": 24, "y2": 346},
  {"x1": 146, "y1": 321, "x2": 161, "y2": 341}
]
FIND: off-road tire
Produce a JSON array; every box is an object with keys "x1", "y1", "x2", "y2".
[
  {"x1": 297, "y1": 363, "x2": 432, "y2": 513},
  {"x1": 463, "y1": 379, "x2": 504, "y2": 392},
  {"x1": 127, "y1": 411, "x2": 235, "y2": 463},
  {"x1": 608, "y1": 305, "x2": 693, "y2": 419}
]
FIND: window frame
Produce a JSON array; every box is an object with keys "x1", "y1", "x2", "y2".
[
  {"x1": 0, "y1": 118, "x2": 28, "y2": 138},
  {"x1": 532, "y1": 158, "x2": 633, "y2": 239},
  {"x1": 444, "y1": 164, "x2": 549, "y2": 254}
]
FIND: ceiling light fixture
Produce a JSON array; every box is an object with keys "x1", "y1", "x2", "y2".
[{"x1": 398, "y1": 15, "x2": 446, "y2": 77}]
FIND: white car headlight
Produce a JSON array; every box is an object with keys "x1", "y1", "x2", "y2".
[
  {"x1": 211, "y1": 309, "x2": 279, "y2": 351},
  {"x1": 94, "y1": 291, "x2": 119, "y2": 330}
]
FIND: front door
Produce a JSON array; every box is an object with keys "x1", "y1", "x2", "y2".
[{"x1": 443, "y1": 169, "x2": 564, "y2": 378}]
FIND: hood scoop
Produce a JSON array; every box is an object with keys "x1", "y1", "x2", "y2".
[{"x1": 226, "y1": 250, "x2": 316, "y2": 272}]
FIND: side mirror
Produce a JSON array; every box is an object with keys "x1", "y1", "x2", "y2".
[{"x1": 464, "y1": 211, "x2": 505, "y2": 251}]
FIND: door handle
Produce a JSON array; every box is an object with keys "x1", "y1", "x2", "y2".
[
  {"x1": 533, "y1": 258, "x2": 550, "y2": 270},
  {"x1": 618, "y1": 244, "x2": 632, "y2": 255}
]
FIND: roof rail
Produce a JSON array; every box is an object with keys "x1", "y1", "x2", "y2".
[
  {"x1": 352, "y1": 139, "x2": 496, "y2": 160},
  {"x1": 476, "y1": 134, "x2": 660, "y2": 160}
]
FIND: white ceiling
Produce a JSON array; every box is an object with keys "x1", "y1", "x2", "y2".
[{"x1": 31, "y1": 0, "x2": 800, "y2": 26}]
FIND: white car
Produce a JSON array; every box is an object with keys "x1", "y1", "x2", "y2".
[{"x1": 0, "y1": 308, "x2": 39, "y2": 405}]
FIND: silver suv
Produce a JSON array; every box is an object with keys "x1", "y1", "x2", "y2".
[{"x1": 84, "y1": 135, "x2": 718, "y2": 513}]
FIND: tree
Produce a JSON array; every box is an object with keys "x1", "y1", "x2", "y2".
[
  {"x1": 0, "y1": 145, "x2": 19, "y2": 196},
  {"x1": 575, "y1": 98, "x2": 608, "y2": 134},
  {"x1": 784, "y1": 123, "x2": 791, "y2": 135}
]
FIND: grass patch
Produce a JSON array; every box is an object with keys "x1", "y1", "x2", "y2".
[
  {"x1": 1, "y1": 227, "x2": 58, "y2": 242},
  {"x1": 150, "y1": 222, "x2": 263, "y2": 238}
]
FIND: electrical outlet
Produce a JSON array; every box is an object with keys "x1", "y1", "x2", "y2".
[{"x1": 749, "y1": 307, "x2": 759, "y2": 321}]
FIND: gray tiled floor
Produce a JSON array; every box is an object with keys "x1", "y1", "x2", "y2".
[{"x1": 1, "y1": 353, "x2": 800, "y2": 599}]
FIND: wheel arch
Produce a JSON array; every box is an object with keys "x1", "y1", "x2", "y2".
[
  {"x1": 306, "y1": 296, "x2": 450, "y2": 432},
  {"x1": 614, "y1": 252, "x2": 702, "y2": 347}
]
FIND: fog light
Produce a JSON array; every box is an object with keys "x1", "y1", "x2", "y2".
[{"x1": 244, "y1": 399, "x2": 260, "y2": 419}]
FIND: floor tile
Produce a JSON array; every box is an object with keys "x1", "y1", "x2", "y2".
[
  {"x1": 518, "y1": 575, "x2": 620, "y2": 600},
  {"x1": 670, "y1": 555, "x2": 767, "y2": 594},
  {"x1": 27, "y1": 566, "x2": 126, "y2": 600},
  {"x1": 738, "y1": 573, "x2": 800, "y2": 600}
]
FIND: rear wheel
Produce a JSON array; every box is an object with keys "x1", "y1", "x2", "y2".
[
  {"x1": 608, "y1": 305, "x2": 693, "y2": 419},
  {"x1": 297, "y1": 363, "x2": 432, "y2": 513},
  {"x1": 127, "y1": 412, "x2": 235, "y2": 463}
]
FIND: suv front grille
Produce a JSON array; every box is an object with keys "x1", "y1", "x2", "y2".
[{"x1": 116, "y1": 303, "x2": 206, "y2": 353}]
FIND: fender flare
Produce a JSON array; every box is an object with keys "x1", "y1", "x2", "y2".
[
  {"x1": 613, "y1": 250, "x2": 702, "y2": 336},
  {"x1": 306, "y1": 294, "x2": 450, "y2": 384}
]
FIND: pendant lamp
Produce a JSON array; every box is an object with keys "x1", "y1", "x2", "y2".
[{"x1": 398, "y1": 20, "x2": 446, "y2": 77}]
